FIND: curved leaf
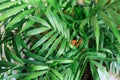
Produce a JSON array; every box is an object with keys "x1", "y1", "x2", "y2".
[
  {"x1": 26, "y1": 27, "x2": 50, "y2": 36},
  {"x1": 0, "y1": 4, "x2": 28, "y2": 21},
  {"x1": 45, "y1": 36, "x2": 63, "y2": 58},
  {"x1": 23, "y1": 71, "x2": 47, "y2": 80},
  {"x1": 0, "y1": 1, "x2": 18, "y2": 11},
  {"x1": 5, "y1": 9, "x2": 34, "y2": 30},
  {"x1": 38, "y1": 33, "x2": 59, "y2": 55},
  {"x1": 100, "y1": 11, "x2": 120, "y2": 43},
  {"x1": 91, "y1": 16, "x2": 100, "y2": 51},
  {"x1": 32, "y1": 30, "x2": 55, "y2": 50}
]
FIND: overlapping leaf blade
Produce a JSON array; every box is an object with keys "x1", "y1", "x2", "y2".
[
  {"x1": 45, "y1": 36, "x2": 63, "y2": 58},
  {"x1": 91, "y1": 16, "x2": 100, "y2": 51},
  {"x1": 5, "y1": 9, "x2": 34, "y2": 30},
  {"x1": 23, "y1": 71, "x2": 47, "y2": 80},
  {"x1": 32, "y1": 30, "x2": 55, "y2": 50},
  {"x1": 0, "y1": 4, "x2": 28, "y2": 21},
  {"x1": 26, "y1": 27, "x2": 50, "y2": 36},
  {"x1": 100, "y1": 11, "x2": 120, "y2": 42},
  {"x1": 0, "y1": 0, "x2": 120, "y2": 80},
  {"x1": 38, "y1": 33, "x2": 58, "y2": 55},
  {"x1": 0, "y1": 1, "x2": 18, "y2": 11}
]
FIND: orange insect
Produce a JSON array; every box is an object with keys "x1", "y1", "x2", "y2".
[{"x1": 71, "y1": 39, "x2": 83, "y2": 47}]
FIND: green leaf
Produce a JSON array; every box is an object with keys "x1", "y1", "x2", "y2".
[
  {"x1": 5, "y1": 9, "x2": 34, "y2": 30},
  {"x1": 46, "y1": 10, "x2": 64, "y2": 33},
  {"x1": 27, "y1": 15, "x2": 51, "y2": 28},
  {"x1": 30, "y1": 65, "x2": 49, "y2": 71},
  {"x1": 19, "y1": 37, "x2": 29, "y2": 51},
  {"x1": 26, "y1": 0, "x2": 42, "y2": 7},
  {"x1": 32, "y1": 30, "x2": 55, "y2": 50},
  {"x1": 64, "y1": 68, "x2": 74, "y2": 80},
  {"x1": 107, "y1": 8, "x2": 120, "y2": 25},
  {"x1": 0, "y1": 1, "x2": 18, "y2": 11},
  {"x1": 47, "y1": 0, "x2": 56, "y2": 8},
  {"x1": 74, "y1": 67, "x2": 81, "y2": 80},
  {"x1": 0, "y1": 61, "x2": 16, "y2": 67},
  {"x1": 14, "y1": 36, "x2": 21, "y2": 57},
  {"x1": 49, "y1": 71, "x2": 59, "y2": 80},
  {"x1": 94, "y1": 0, "x2": 108, "y2": 10},
  {"x1": 23, "y1": 52, "x2": 46, "y2": 61},
  {"x1": 91, "y1": 60, "x2": 108, "y2": 79},
  {"x1": 45, "y1": 36, "x2": 63, "y2": 58},
  {"x1": 23, "y1": 71, "x2": 47, "y2": 80},
  {"x1": 47, "y1": 59, "x2": 74, "y2": 66},
  {"x1": 5, "y1": 46, "x2": 24, "y2": 64},
  {"x1": 0, "y1": 69, "x2": 8, "y2": 73},
  {"x1": 50, "y1": 68, "x2": 64, "y2": 80},
  {"x1": 22, "y1": 59, "x2": 43, "y2": 65},
  {"x1": 100, "y1": 11, "x2": 120, "y2": 43},
  {"x1": 0, "y1": 0, "x2": 7, "y2": 4},
  {"x1": 90, "y1": 60, "x2": 100, "y2": 80},
  {"x1": 0, "y1": 4, "x2": 28, "y2": 21},
  {"x1": 111, "y1": 0, "x2": 120, "y2": 5},
  {"x1": 99, "y1": 32, "x2": 104, "y2": 48},
  {"x1": 100, "y1": 48, "x2": 112, "y2": 54},
  {"x1": 91, "y1": 16, "x2": 100, "y2": 51},
  {"x1": 79, "y1": 59, "x2": 88, "y2": 80},
  {"x1": 44, "y1": 75, "x2": 51, "y2": 80},
  {"x1": 79, "y1": 19, "x2": 88, "y2": 33},
  {"x1": 26, "y1": 27, "x2": 50, "y2": 36},
  {"x1": 15, "y1": 36, "x2": 21, "y2": 51},
  {"x1": 38, "y1": 33, "x2": 58, "y2": 55},
  {"x1": 6, "y1": 73, "x2": 30, "y2": 80},
  {"x1": 71, "y1": 61, "x2": 79, "y2": 74},
  {"x1": 45, "y1": 9, "x2": 57, "y2": 30},
  {"x1": 19, "y1": 20, "x2": 35, "y2": 34},
  {"x1": 56, "y1": 39, "x2": 66, "y2": 57}
]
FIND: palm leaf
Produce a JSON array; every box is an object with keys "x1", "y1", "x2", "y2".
[
  {"x1": 0, "y1": 4, "x2": 28, "y2": 21},
  {"x1": 91, "y1": 16, "x2": 100, "y2": 51}
]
